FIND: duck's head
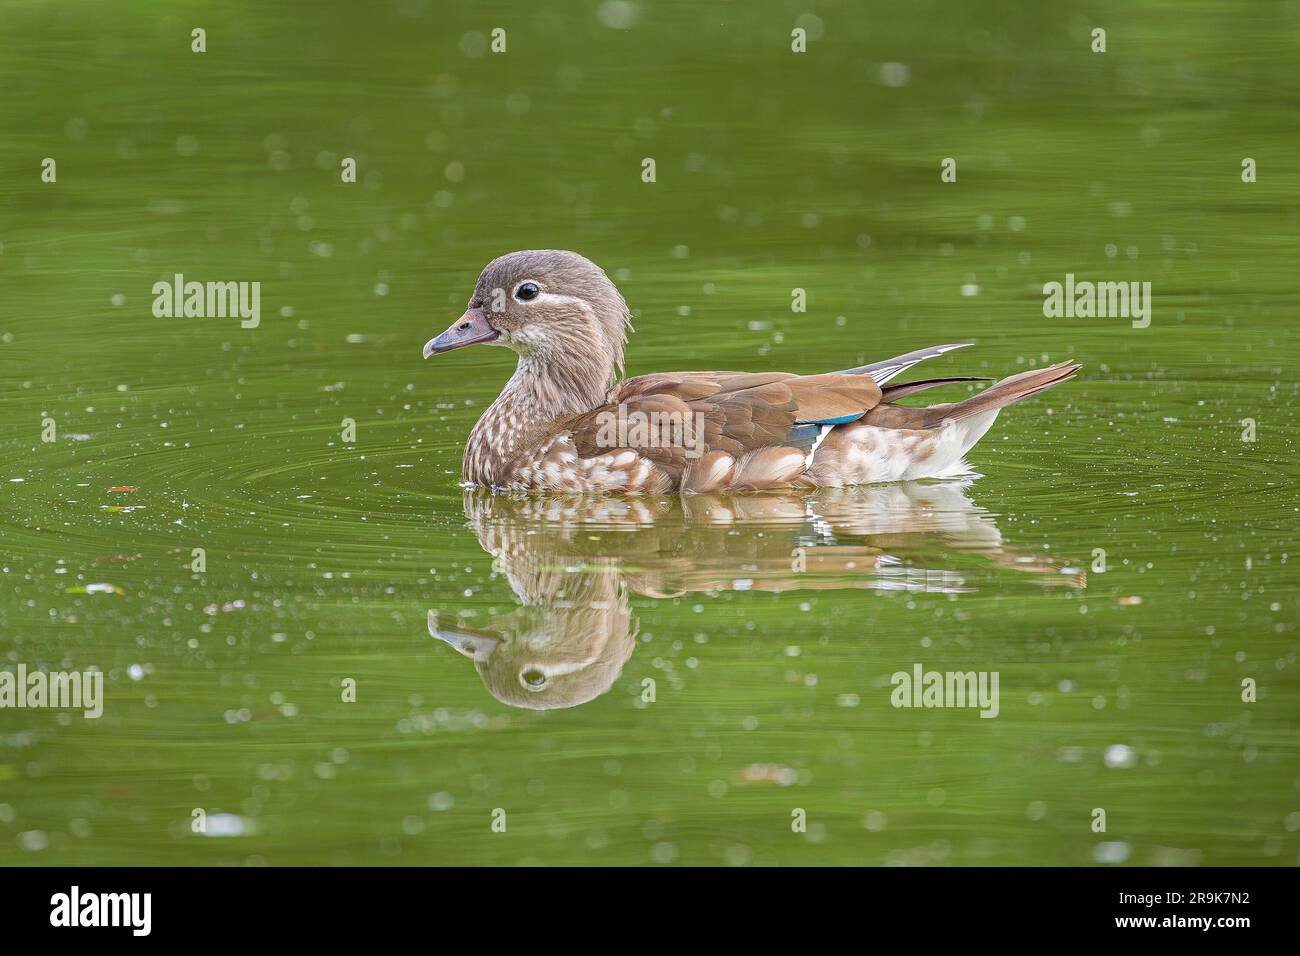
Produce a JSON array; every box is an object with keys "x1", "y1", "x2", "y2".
[
  {"x1": 427, "y1": 601, "x2": 637, "y2": 711},
  {"x1": 423, "y1": 249, "x2": 633, "y2": 378}
]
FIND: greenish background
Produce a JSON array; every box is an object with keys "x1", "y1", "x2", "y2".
[{"x1": 1, "y1": 0, "x2": 1297, "y2": 865}]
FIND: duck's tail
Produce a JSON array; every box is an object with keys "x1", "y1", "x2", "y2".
[
  {"x1": 863, "y1": 361, "x2": 1081, "y2": 431},
  {"x1": 928, "y1": 361, "x2": 1081, "y2": 426},
  {"x1": 804, "y1": 360, "x2": 1080, "y2": 485}
]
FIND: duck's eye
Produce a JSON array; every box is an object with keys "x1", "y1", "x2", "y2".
[
  {"x1": 515, "y1": 281, "x2": 540, "y2": 302},
  {"x1": 521, "y1": 668, "x2": 547, "y2": 688}
]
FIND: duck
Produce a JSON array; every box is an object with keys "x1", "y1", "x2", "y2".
[{"x1": 423, "y1": 249, "x2": 1079, "y2": 494}]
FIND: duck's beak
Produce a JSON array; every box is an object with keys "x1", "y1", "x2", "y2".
[
  {"x1": 428, "y1": 610, "x2": 501, "y2": 662},
  {"x1": 423, "y1": 308, "x2": 499, "y2": 358}
]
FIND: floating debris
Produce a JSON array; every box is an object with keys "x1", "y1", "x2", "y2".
[
  {"x1": 1093, "y1": 841, "x2": 1132, "y2": 864},
  {"x1": 1151, "y1": 846, "x2": 1203, "y2": 867},
  {"x1": 733, "y1": 763, "x2": 797, "y2": 786},
  {"x1": 201, "y1": 813, "x2": 254, "y2": 838},
  {"x1": 203, "y1": 600, "x2": 246, "y2": 615},
  {"x1": 1104, "y1": 744, "x2": 1138, "y2": 768},
  {"x1": 17, "y1": 830, "x2": 48, "y2": 852},
  {"x1": 66, "y1": 583, "x2": 125, "y2": 596}
]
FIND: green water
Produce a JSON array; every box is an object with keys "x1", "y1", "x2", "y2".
[{"x1": 2, "y1": 0, "x2": 1298, "y2": 865}]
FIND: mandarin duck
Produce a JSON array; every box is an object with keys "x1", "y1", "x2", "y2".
[{"x1": 423, "y1": 250, "x2": 1078, "y2": 493}]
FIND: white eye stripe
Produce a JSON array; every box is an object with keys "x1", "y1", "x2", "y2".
[
  {"x1": 510, "y1": 279, "x2": 590, "y2": 311},
  {"x1": 536, "y1": 291, "x2": 590, "y2": 309}
]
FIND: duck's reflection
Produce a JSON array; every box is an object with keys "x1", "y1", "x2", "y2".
[{"x1": 429, "y1": 482, "x2": 1084, "y2": 710}]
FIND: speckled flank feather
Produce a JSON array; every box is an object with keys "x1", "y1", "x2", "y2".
[{"x1": 430, "y1": 251, "x2": 1080, "y2": 494}]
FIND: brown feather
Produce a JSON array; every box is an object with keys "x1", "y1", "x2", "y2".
[{"x1": 879, "y1": 376, "x2": 990, "y2": 401}]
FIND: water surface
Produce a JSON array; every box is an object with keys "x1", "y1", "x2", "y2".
[{"x1": 1, "y1": 0, "x2": 1298, "y2": 865}]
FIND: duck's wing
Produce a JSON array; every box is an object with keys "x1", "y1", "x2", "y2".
[
  {"x1": 617, "y1": 339, "x2": 974, "y2": 392},
  {"x1": 558, "y1": 370, "x2": 883, "y2": 491},
  {"x1": 612, "y1": 340, "x2": 972, "y2": 410},
  {"x1": 613, "y1": 370, "x2": 882, "y2": 426}
]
